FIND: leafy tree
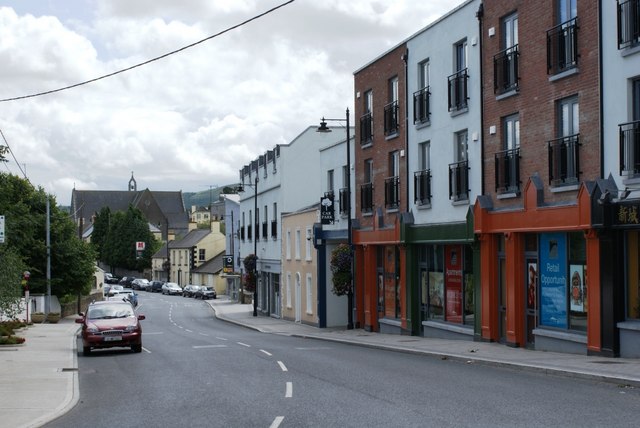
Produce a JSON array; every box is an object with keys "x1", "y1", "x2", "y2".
[
  {"x1": 0, "y1": 246, "x2": 26, "y2": 320},
  {"x1": 90, "y1": 206, "x2": 111, "y2": 262},
  {"x1": 0, "y1": 173, "x2": 96, "y2": 297},
  {"x1": 102, "y1": 206, "x2": 160, "y2": 271}
]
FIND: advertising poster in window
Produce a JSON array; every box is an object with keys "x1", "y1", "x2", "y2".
[
  {"x1": 421, "y1": 270, "x2": 428, "y2": 307},
  {"x1": 569, "y1": 265, "x2": 584, "y2": 312},
  {"x1": 527, "y1": 263, "x2": 537, "y2": 310},
  {"x1": 445, "y1": 245, "x2": 463, "y2": 324},
  {"x1": 428, "y1": 271, "x2": 444, "y2": 318},
  {"x1": 540, "y1": 233, "x2": 567, "y2": 328}
]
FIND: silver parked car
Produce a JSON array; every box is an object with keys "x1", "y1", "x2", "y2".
[{"x1": 161, "y1": 282, "x2": 183, "y2": 295}]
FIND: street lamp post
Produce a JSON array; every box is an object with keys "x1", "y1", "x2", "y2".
[{"x1": 318, "y1": 108, "x2": 353, "y2": 329}]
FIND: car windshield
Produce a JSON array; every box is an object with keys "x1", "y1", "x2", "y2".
[{"x1": 87, "y1": 304, "x2": 134, "y2": 319}]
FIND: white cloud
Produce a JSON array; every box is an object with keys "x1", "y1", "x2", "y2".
[{"x1": 0, "y1": 0, "x2": 465, "y2": 204}]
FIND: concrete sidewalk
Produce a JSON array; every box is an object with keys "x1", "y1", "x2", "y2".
[{"x1": 3, "y1": 297, "x2": 640, "y2": 428}]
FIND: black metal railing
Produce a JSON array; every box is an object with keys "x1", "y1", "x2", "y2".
[
  {"x1": 339, "y1": 187, "x2": 349, "y2": 216},
  {"x1": 384, "y1": 100, "x2": 400, "y2": 135},
  {"x1": 271, "y1": 220, "x2": 278, "y2": 239},
  {"x1": 262, "y1": 221, "x2": 268, "y2": 239},
  {"x1": 494, "y1": 45, "x2": 519, "y2": 94},
  {"x1": 255, "y1": 223, "x2": 259, "y2": 241},
  {"x1": 547, "y1": 18, "x2": 579, "y2": 75},
  {"x1": 548, "y1": 134, "x2": 581, "y2": 186},
  {"x1": 413, "y1": 86, "x2": 431, "y2": 124},
  {"x1": 618, "y1": 0, "x2": 640, "y2": 49},
  {"x1": 360, "y1": 112, "x2": 373, "y2": 145},
  {"x1": 448, "y1": 69, "x2": 469, "y2": 111},
  {"x1": 361, "y1": 183, "x2": 374, "y2": 213},
  {"x1": 414, "y1": 169, "x2": 432, "y2": 205},
  {"x1": 240, "y1": 226, "x2": 245, "y2": 241},
  {"x1": 449, "y1": 160, "x2": 470, "y2": 201},
  {"x1": 384, "y1": 176, "x2": 400, "y2": 209},
  {"x1": 620, "y1": 120, "x2": 640, "y2": 176},
  {"x1": 247, "y1": 225, "x2": 252, "y2": 240},
  {"x1": 494, "y1": 148, "x2": 521, "y2": 193}
]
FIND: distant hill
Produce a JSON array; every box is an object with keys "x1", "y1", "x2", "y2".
[{"x1": 182, "y1": 184, "x2": 239, "y2": 210}]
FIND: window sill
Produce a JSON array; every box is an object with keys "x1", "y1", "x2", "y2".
[
  {"x1": 362, "y1": 211, "x2": 373, "y2": 217},
  {"x1": 385, "y1": 132, "x2": 399, "y2": 141},
  {"x1": 622, "y1": 175, "x2": 640, "y2": 186},
  {"x1": 423, "y1": 320, "x2": 473, "y2": 336},
  {"x1": 449, "y1": 107, "x2": 469, "y2": 117},
  {"x1": 533, "y1": 328, "x2": 586, "y2": 344},
  {"x1": 416, "y1": 202, "x2": 432, "y2": 210},
  {"x1": 414, "y1": 120, "x2": 431, "y2": 130},
  {"x1": 379, "y1": 318, "x2": 402, "y2": 327},
  {"x1": 360, "y1": 142, "x2": 373, "y2": 149},
  {"x1": 550, "y1": 183, "x2": 580, "y2": 193},
  {"x1": 497, "y1": 191, "x2": 520, "y2": 200},
  {"x1": 621, "y1": 43, "x2": 640, "y2": 58},
  {"x1": 617, "y1": 320, "x2": 640, "y2": 331},
  {"x1": 549, "y1": 67, "x2": 578, "y2": 82},
  {"x1": 496, "y1": 88, "x2": 519, "y2": 101},
  {"x1": 386, "y1": 207, "x2": 399, "y2": 214},
  {"x1": 451, "y1": 198, "x2": 469, "y2": 206}
]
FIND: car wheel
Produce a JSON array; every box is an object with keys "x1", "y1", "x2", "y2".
[
  {"x1": 83, "y1": 346, "x2": 91, "y2": 356},
  {"x1": 132, "y1": 344, "x2": 142, "y2": 353}
]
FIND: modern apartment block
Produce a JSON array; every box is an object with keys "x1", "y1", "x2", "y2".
[
  {"x1": 353, "y1": 42, "x2": 408, "y2": 333},
  {"x1": 474, "y1": 0, "x2": 604, "y2": 354}
]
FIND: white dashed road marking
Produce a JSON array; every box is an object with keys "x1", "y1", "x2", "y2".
[
  {"x1": 277, "y1": 361, "x2": 288, "y2": 372},
  {"x1": 270, "y1": 416, "x2": 284, "y2": 428},
  {"x1": 285, "y1": 382, "x2": 292, "y2": 398},
  {"x1": 237, "y1": 342, "x2": 250, "y2": 347},
  {"x1": 260, "y1": 350, "x2": 272, "y2": 356},
  {"x1": 193, "y1": 345, "x2": 228, "y2": 349}
]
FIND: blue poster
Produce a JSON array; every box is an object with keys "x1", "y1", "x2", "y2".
[{"x1": 539, "y1": 233, "x2": 567, "y2": 328}]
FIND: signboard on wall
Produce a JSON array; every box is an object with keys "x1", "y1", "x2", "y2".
[
  {"x1": 539, "y1": 233, "x2": 567, "y2": 328},
  {"x1": 223, "y1": 255, "x2": 234, "y2": 273},
  {"x1": 320, "y1": 195, "x2": 334, "y2": 225}
]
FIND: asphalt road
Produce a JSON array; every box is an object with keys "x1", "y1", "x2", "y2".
[{"x1": 45, "y1": 292, "x2": 640, "y2": 428}]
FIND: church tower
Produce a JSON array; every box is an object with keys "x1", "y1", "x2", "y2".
[{"x1": 128, "y1": 171, "x2": 137, "y2": 192}]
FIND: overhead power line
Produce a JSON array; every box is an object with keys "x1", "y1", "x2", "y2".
[
  {"x1": 0, "y1": 0, "x2": 295, "y2": 103},
  {"x1": 0, "y1": 129, "x2": 29, "y2": 181}
]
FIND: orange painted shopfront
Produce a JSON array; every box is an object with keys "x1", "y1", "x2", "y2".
[{"x1": 474, "y1": 179, "x2": 602, "y2": 354}]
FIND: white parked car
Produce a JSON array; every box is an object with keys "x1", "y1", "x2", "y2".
[
  {"x1": 161, "y1": 282, "x2": 183, "y2": 295},
  {"x1": 107, "y1": 285, "x2": 125, "y2": 296}
]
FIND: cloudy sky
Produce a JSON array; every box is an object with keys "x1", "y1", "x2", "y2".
[{"x1": 0, "y1": 0, "x2": 464, "y2": 205}]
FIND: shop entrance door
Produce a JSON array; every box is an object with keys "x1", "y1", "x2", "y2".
[
  {"x1": 498, "y1": 256, "x2": 507, "y2": 343},
  {"x1": 525, "y1": 259, "x2": 538, "y2": 348}
]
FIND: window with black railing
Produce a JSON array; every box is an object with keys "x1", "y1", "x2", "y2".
[
  {"x1": 384, "y1": 176, "x2": 400, "y2": 209},
  {"x1": 620, "y1": 121, "x2": 640, "y2": 177},
  {"x1": 247, "y1": 225, "x2": 252, "y2": 240},
  {"x1": 240, "y1": 227, "x2": 245, "y2": 241},
  {"x1": 449, "y1": 161, "x2": 469, "y2": 201},
  {"x1": 448, "y1": 69, "x2": 469, "y2": 111},
  {"x1": 413, "y1": 87, "x2": 431, "y2": 124},
  {"x1": 255, "y1": 223, "x2": 260, "y2": 241},
  {"x1": 360, "y1": 112, "x2": 373, "y2": 145},
  {"x1": 414, "y1": 169, "x2": 432, "y2": 206},
  {"x1": 271, "y1": 220, "x2": 278, "y2": 239},
  {"x1": 548, "y1": 134, "x2": 581, "y2": 186},
  {"x1": 495, "y1": 148, "x2": 521, "y2": 194},
  {"x1": 547, "y1": 18, "x2": 578, "y2": 75},
  {"x1": 618, "y1": 0, "x2": 640, "y2": 49},
  {"x1": 384, "y1": 101, "x2": 399, "y2": 135},
  {"x1": 361, "y1": 183, "x2": 374, "y2": 213},
  {"x1": 494, "y1": 45, "x2": 519, "y2": 94},
  {"x1": 262, "y1": 221, "x2": 268, "y2": 239},
  {"x1": 339, "y1": 187, "x2": 349, "y2": 216}
]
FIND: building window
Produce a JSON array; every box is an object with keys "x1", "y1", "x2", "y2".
[
  {"x1": 414, "y1": 60, "x2": 431, "y2": 124},
  {"x1": 339, "y1": 165, "x2": 350, "y2": 216},
  {"x1": 360, "y1": 90, "x2": 374, "y2": 145},
  {"x1": 306, "y1": 273, "x2": 313, "y2": 315},
  {"x1": 199, "y1": 249, "x2": 205, "y2": 262},
  {"x1": 494, "y1": 13, "x2": 519, "y2": 94},
  {"x1": 295, "y1": 229, "x2": 301, "y2": 260},
  {"x1": 384, "y1": 76, "x2": 400, "y2": 135},
  {"x1": 547, "y1": 0, "x2": 578, "y2": 74},
  {"x1": 448, "y1": 40, "x2": 469, "y2": 111},
  {"x1": 271, "y1": 203, "x2": 278, "y2": 239},
  {"x1": 286, "y1": 229, "x2": 291, "y2": 260},
  {"x1": 361, "y1": 159, "x2": 374, "y2": 212},
  {"x1": 620, "y1": 79, "x2": 640, "y2": 177},
  {"x1": 385, "y1": 151, "x2": 400, "y2": 209},
  {"x1": 539, "y1": 232, "x2": 586, "y2": 331},
  {"x1": 263, "y1": 205, "x2": 268, "y2": 239},
  {"x1": 286, "y1": 272, "x2": 292, "y2": 308},
  {"x1": 549, "y1": 97, "x2": 580, "y2": 186},
  {"x1": 327, "y1": 169, "x2": 334, "y2": 196},
  {"x1": 415, "y1": 141, "x2": 432, "y2": 205},
  {"x1": 618, "y1": 0, "x2": 640, "y2": 50},
  {"x1": 449, "y1": 130, "x2": 469, "y2": 201},
  {"x1": 255, "y1": 207, "x2": 260, "y2": 242},
  {"x1": 496, "y1": 114, "x2": 521, "y2": 194},
  {"x1": 305, "y1": 227, "x2": 312, "y2": 261},
  {"x1": 626, "y1": 231, "x2": 640, "y2": 319}
]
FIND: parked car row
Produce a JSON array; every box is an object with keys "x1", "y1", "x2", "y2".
[{"x1": 104, "y1": 278, "x2": 216, "y2": 300}]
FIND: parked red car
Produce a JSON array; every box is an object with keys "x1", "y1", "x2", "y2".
[{"x1": 76, "y1": 301, "x2": 145, "y2": 356}]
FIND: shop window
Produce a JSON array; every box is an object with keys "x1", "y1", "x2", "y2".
[
  {"x1": 627, "y1": 231, "x2": 640, "y2": 319},
  {"x1": 539, "y1": 232, "x2": 586, "y2": 332}
]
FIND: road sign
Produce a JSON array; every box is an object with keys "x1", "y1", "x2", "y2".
[
  {"x1": 0, "y1": 215, "x2": 5, "y2": 243},
  {"x1": 136, "y1": 241, "x2": 146, "y2": 251},
  {"x1": 223, "y1": 255, "x2": 234, "y2": 273}
]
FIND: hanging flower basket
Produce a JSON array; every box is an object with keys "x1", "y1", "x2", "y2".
[
  {"x1": 330, "y1": 244, "x2": 352, "y2": 296},
  {"x1": 243, "y1": 254, "x2": 257, "y2": 293}
]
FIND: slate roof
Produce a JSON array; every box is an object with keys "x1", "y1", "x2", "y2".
[
  {"x1": 192, "y1": 250, "x2": 225, "y2": 274},
  {"x1": 168, "y1": 228, "x2": 211, "y2": 249}
]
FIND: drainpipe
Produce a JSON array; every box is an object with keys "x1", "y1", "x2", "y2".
[
  {"x1": 598, "y1": 0, "x2": 604, "y2": 179},
  {"x1": 403, "y1": 48, "x2": 410, "y2": 213},
  {"x1": 476, "y1": 2, "x2": 485, "y2": 196}
]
